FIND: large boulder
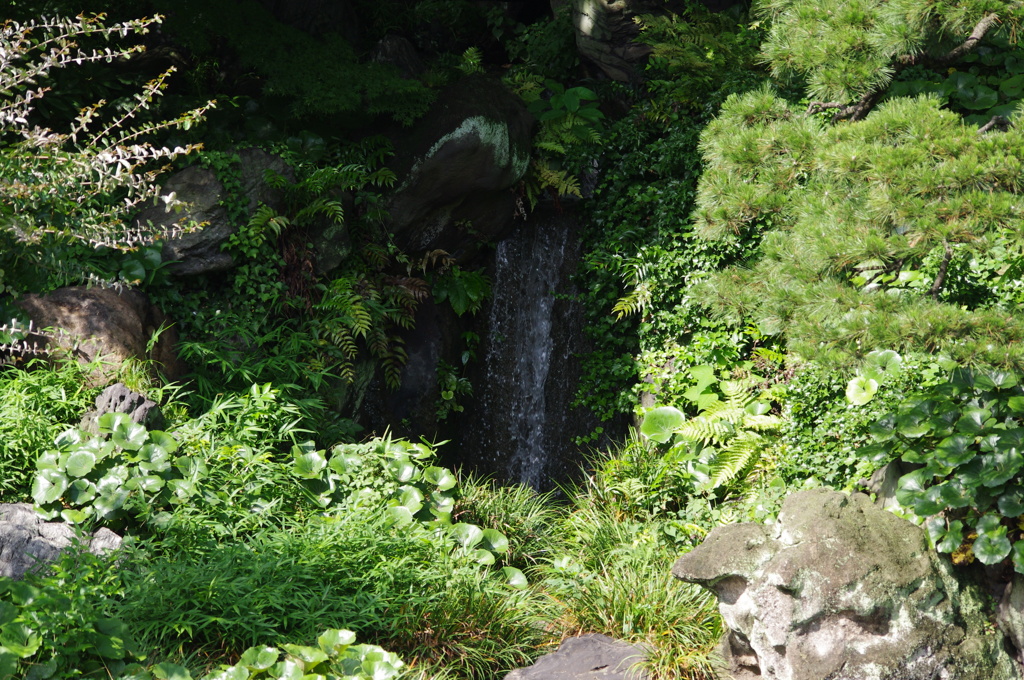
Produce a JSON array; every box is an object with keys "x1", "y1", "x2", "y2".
[
  {"x1": 15, "y1": 286, "x2": 183, "y2": 383},
  {"x1": 387, "y1": 75, "x2": 533, "y2": 261},
  {"x1": 133, "y1": 147, "x2": 291, "y2": 276},
  {"x1": 673, "y1": 489, "x2": 1018, "y2": 680},
  {"x1": 505, "y1": 634, "x2": 647, "y2": 680},
  {"x1": 0, "y1": 504, "x2": 121, "y2": 580}
]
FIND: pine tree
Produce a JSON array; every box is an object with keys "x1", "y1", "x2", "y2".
[{"x1": 693, "y1": 0, "x2": 1024, "y2": 370}]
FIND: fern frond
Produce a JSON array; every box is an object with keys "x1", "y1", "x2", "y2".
[
  {"x1": 704, "y1": 433, "x2": 764, "y2": 492},
  {"x1": 674, "y1": 416, "x2": 734, "y2": 445}
]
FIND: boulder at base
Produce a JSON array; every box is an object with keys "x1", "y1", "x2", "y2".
[
  {"x1": 673, "y1": 488, "x2": 1018, "y2": 680},
  {"x1": 0, "y1": 504, "x2": 121, "y2": 580},
  {"x1": 15, "y1": 286, "x2": 182, "y2": 383},
  {"x1": 505, "y1": 634, "x2": 648, "y2": 680}
]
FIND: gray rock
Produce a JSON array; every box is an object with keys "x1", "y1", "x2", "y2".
[
  {"x1": 0, "y1": 504, "x2": 122, "y2": 580},
  {"x1": 15, "y1": 286, "x2": 183, "y2": 384},
  {"x1": 133, "y1": 148, "x2": 292, "y2": 276},
  {"x1": 387, "y1": 75, "x2": 533, "y2": 261},
  {"x1": 673, "y1": 488, "x2": 1018, "y2": 680},
  {"x1": 79, "y1": 382, "x2": 162, "y2": 434},
  {"x1": 572, "y1": 0, "x2": 653, "y2": 83},
  {"x1": 505, "y1": 634, "x2": 647, "y2": 680}
]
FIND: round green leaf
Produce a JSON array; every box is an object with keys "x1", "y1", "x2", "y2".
[
  {"x1": 640, "y1": 406, "x2": 686, "y2": 443},
  {"x1": 292, "y1": 449, "x2": 327, "y2": 479},
  {"x1": 280, "y1": 644, "x2": 328, "y2": 666},
  {"x1": 895, "y1": 413, "x2": 929, "y2": 438},
  {"x1": 238, "y1": 646, "x2": 280, "y2": 671},
  {"x1": 65, "y1": 450, "x2": 97, "y2": 478},
  {"x1": 0, "y1": 622, "x2": 40, "y2": 658},
  {"x1": 92, "y1": 489, "x2": 130, "y2": 518},
  {"x1": 329, "y1": 453, "x2": 361, "y2": 475},
  {"x1": 999, "y1": 487, "x2": 1024, "y2": 517},
  {"x1": 472, "y1": 549, "x2": 496, "y2": 565},
  {"x1": 1013, "y1": 541, "x2": 1024, "y2": 575},
  {"x1": 98, "y1": 412, "x2": 132, "y2": 434},
  {"x1": 60, "y1": 508, "x2": 90, "y2": 524},
  {"x1": 423, "y1": 466, "x2": 457, "y2": 491},
  {"x1": 32, "y1": 468, "x2": 68, "y2": 505},
  {"x1": 396, "y1": 486, "x2": 424, "y2": 515},
  {"x1": 451, "y1": 523, "x2": 483, "y2": 548},
  {"x1": 151, "y1": 661, "x2": 194, "y2": 680},
  {"x1": 147, "y1": 430, "x2": 178, "y2": 454},
  {"x1": 67, "y1": 478, "x2": 97, "y2": 505},
  {"x1": 980, "y1": 449, "x2": 1023, "y2": 488},
  {"x1": 480, "y1": 528, "x2": 509, "y2": 553},
  {"x1": 502, "y1": 566, "x2": 528, "y2": 589},
  {"x1": 863, "y1": 350, "x2": 902, "y2": 383},
  {"x1": 956, "y1": 407, "x2": 991, "y2": 434},
  {"x1": 385, "y1": 506, "x2": 413, "y2": 527},
  {"x1": 387, "y1": 458, "x2": 418, "y2": 483},
  {"x1": 54, "y1": 428, "x2": 84, "y2": 450},
  {"x1": 318, "y1": 629, "x2": 356, "y2": 653},
  {"x1": 937, "y1": 520, "x2": 965, "y2": 553},
  {"x1": 846, "y1": 376, "x2": 879, "y2": 406},
  {"x1": 933, "y1": 435, "x2": 974, "y2": 467},
  {"x1": 973, "y1": 516, "x2": 1011, "y2": 565},
  {"x1": 112, "y1": 422, "x2": 149, "y2": 451}
]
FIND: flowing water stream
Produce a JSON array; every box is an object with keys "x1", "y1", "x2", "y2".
[{"x1": 458, "y1": 205, "x2": 597, "y2": 491}]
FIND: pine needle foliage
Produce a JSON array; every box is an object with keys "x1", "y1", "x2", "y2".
[
  {"x1": 695, "y1": 85, "x2": 1024, "y2": 369},
  {"x1": 758, "y1": 0, "x2": 1024, "y2": 106}
]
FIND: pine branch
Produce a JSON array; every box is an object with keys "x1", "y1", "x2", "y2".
[
  {"x1": 979, "y1": 115, "x2": 1012, "y2": 134},
  {"x1": 929, "y1": 241, "x2": 953, "y2": 300}
]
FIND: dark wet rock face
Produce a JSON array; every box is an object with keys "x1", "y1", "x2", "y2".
[
  {"x1": 673, "y1": 489, "x2": 1018, "y2": 680},
  {"x1": 387, "y1": 75, "x2": 533, "y2": 261}
]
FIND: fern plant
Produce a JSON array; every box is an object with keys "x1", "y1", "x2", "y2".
[
  {"x1": 508, "y1": 74, "x2": 603, "y2": 208},
  {"x1": 641, "y1": 377, "x2": 783, "y2": 496}
]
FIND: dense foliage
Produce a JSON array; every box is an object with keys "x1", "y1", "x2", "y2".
[{"x1": 7, "y1": 0, "x2": 1024, "y2": 678}]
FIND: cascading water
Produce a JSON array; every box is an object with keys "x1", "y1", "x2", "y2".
[{"x1": 457, "y1": 205, "x2": 598, "y2": 491}]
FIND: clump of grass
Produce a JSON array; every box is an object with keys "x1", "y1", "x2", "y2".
[
  {"x1": 0, "y1": 357, "x2": 100, "y2": 500},
  {"x1": 533, "y1": 498, "x2": 724, "y2": 680}
]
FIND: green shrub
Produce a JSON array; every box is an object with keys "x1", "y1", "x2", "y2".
[
  {"x1": 776, "y1": 354, "x2": 950, "y2": 489},
  {"x1": 0, "y1": 546, "x2": 137, "y2": 680},
  {"x1": 0, "y1": 360, "x2": 99, "y2": 501},
  {"x1": 859, "y1": 366, "x2": 1024, "y2": 571}
]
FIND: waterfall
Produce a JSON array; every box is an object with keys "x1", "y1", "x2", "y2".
[{"x1": 456, "y1": 205, "x2": 597, "y2": 491}]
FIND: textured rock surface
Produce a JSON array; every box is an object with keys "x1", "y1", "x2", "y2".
[
  {"x1": 79, "y1": 382, "x2": 163, "y2": 434},
  {"x1": 673, "y1": 488, "x2": 1018, "y2": 680},
  {"x1": 572, "y1": 0, "x2": 653, "y2": 82},
  {"x1": 387, "y1": 75, "x2": 533, "y2": 260},
  {"x1": 505, "y1": 634, "x2": 647, "y2": 680},
  {"x1": 133, "y1": 147, "x2": 291, "y2": 276},
  {"x1": 0, "y1": 504, "x2": 121, "y2": 580},
  {"x1": 15, "y1": 286, "x2": 182, "y2": 382}
]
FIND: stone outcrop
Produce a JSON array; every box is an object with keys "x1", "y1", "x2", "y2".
[
  {"x1": 132, "y1": 147, "x2": 291, "y2": 276},
  {"x1": 79, "y1": 382, "x2": 163, "y2": 434},
  {"x1": 505, "y1": 634, "x2": 647, "y2": 680},
  {"x1": 571, "y1": 0, "x2": 653, "y2": 82},
  {"x1": 673, "y1": 488, "x2": 1018, "y2": 680},
  {"x1": 15, "y1": 286, "x2": 183, "y2": 383},
  {"x1": 387, "y1": 75, "x2": 533, "y2": 261},
  {"x1": 0, "y1": 504, "x2": 121, "y2": 580}
]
